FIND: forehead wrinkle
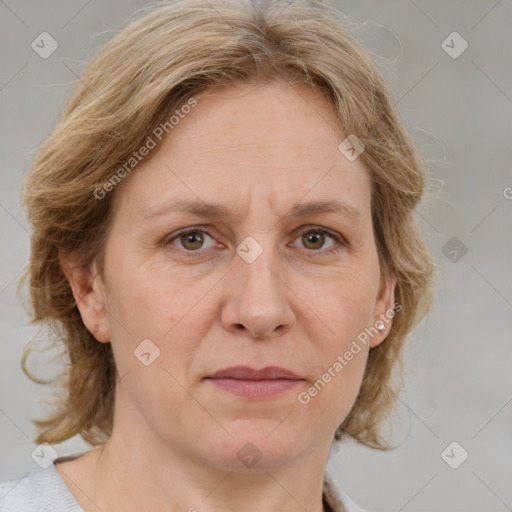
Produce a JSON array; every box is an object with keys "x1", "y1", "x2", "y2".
[{"x1": 138, "y1": 195, "x2": 364, "y2": 231}]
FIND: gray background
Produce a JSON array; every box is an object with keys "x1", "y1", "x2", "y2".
[{"x1": 1, "y1": 1, "x2": 511, "y2": 511}]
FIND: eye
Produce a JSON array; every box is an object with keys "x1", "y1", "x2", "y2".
[
  {"x1": 164, "y1": 225, "x2": 348, "y2": 256},
  {"x1": 290, "y1": 226, "x2": 347, "y2": 254},
  {"x1": 166, "y1": 228, "x2": 217, "y2": 253}
]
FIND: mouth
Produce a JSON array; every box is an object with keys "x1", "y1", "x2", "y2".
[{"x1": 205, "y1": 366, "x2": 305, "y2": 400}]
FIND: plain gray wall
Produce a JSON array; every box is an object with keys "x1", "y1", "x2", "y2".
[{"x1": 1, "y1": 1, "x2": 511, "y2": 511}]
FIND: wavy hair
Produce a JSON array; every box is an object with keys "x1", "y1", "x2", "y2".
[{"x1": 20, "y1": 0, "x2": 434, "y2": 449}]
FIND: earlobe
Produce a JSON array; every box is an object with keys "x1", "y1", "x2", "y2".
[{"x1": 59, "y1": 251, "x2": 110, "y2": 343}]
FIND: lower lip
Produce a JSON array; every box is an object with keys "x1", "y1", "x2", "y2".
[{"x1": 207, "y1": 378, "x2": 302, "y2": 399}]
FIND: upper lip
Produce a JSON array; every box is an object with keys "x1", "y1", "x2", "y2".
[{"x1": 207, "y1": 366, "x2": 303, "y2": 380}]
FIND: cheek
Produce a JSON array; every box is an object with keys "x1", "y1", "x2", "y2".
[
  {"x1": 313, "y1": 263, "x2": 379, "y2": 342},
  {"x1": 105, "y1": 257, "x2": 183, "y2": 334},
  {"x1": 104, "y1": 267, "x2": 201, "y2": 430},
  {"x1": 298, "y1": 340, "x2": 368, "y2": 438},
  {"x1": 103, "y1": 257, "x2": 216, "y2": 390},
  {"x1": 116, "y1": 359, "x2": 199, "y2": 443},
  {"x1": 295, "y1": 266, "x2": 377, "y2": 423}
]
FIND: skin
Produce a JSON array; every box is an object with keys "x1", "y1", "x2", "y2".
[{"x1": 57, "y1": 82, "x2": 396, "y2": 512}]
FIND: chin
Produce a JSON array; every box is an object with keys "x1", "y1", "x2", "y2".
[{"x1": 201, "y1": 421, "x2": 312, "y2": 471}]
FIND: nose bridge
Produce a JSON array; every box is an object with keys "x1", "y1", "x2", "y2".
[
  {"x1": 240, "y1": 233, "x2": 279, "y2": 293},
  {"x1": 236, "y1": 230, "x2": 284, "y2": 303},
  {"x1": 222, "y1": 230, "x2": 294, "y2": 338}
]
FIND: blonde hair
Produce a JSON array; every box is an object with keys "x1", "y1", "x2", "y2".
[{"x1": 20, "y1": 0, "x2": 434, "y2": 449}]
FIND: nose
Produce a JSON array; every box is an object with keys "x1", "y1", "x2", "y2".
[{"x1": 220, "y1": 242, "x2": 295, "y2": 340}]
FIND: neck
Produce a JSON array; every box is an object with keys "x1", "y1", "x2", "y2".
[{"x1": 88, "y1": 432, "x2": 330, "y2": 512}]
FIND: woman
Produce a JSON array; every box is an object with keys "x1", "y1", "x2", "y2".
[{"x1": 0, "y1": 0, "x2": 434, "y2": 510}]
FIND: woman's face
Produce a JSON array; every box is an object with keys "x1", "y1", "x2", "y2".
[{"x1": 74, "y1": 83, "x2": 395, "y2": 470}]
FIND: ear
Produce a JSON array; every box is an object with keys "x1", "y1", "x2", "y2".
[
  {"x1": 370, "y1": 268, "x2": 397, "y2": 348},
  {"x1": 59, "y1": 251, "x2": 110, "y2": 343}
]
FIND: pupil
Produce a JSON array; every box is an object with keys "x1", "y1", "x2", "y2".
[
  {"x1": 306, "y1": 232, "x2": 323, "y2": 248},
  {"x1": 184, "y1": 232, "x2": 202, "y2": 249}
]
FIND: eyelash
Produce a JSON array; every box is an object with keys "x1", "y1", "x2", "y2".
[{"x1": 164, "y1": 225, "x2": 348, "y2": 257}]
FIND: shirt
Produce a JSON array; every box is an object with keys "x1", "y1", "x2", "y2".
[{"x1": 0, "y1": 460, "x2": 369, "y2": 512}]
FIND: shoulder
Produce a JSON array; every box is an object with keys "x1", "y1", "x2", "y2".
[
  {"x1": 0, "y1": 464, "x2": 82, "y2": 512},
  {"x1": 324, "y1": 472, "x2": 372, "y2": 512}
]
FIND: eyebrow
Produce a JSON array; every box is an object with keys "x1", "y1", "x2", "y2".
[{"x1": 139, "y1": 198, "x2": 363, "y2": 225}]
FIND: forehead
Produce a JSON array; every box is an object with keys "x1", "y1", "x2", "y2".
[{"x1": 112, "y1": 83, "x2": 372, "y2": 225}]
